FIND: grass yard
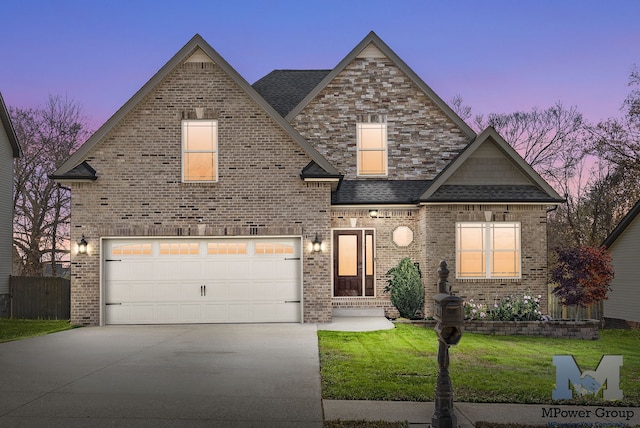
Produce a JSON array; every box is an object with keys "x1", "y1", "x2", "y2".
[
  {"x1": 318, "y1": 324, "x2": 640, "y2": 405},
  {"x1": 0, "y1": 319, "x2": 72, "y2": 343}
]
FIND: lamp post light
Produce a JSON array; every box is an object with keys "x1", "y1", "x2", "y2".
[{"x1": 432, "y1": 260, "x2": 464, "y2": 428}]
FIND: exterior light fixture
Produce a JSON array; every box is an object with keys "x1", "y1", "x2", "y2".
[
  {"x1": 312, "y1": 234, "x2": 322, "y2": 253},
  {"x1": 369, "y1": 209, "x2": 378, "y2": 218},
  {"x1": 77, "y1": 235, "x2": 88, "y2": 255}
]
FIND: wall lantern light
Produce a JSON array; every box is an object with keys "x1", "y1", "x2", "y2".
[
  {"x1": 369, "y1": 209, "x2": 379, "y2": 218},
  {"x1": 312, "y1": 234, "x2": 322, "y2": 253},
  {"x1": 77, "y1": 235, "x2": 88, "y2": 255}
]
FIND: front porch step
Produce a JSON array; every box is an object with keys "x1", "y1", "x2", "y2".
[{"x1": 332, "y1": 308, "x2": 385, "y2": 317}]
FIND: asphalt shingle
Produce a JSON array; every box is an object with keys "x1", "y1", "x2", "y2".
[
  {"x1": 332, "y1": 180, "x2": 431, "y2": 205},
  {"x1": 253, "y1": 70, "x2": 331, "y2": 117}
]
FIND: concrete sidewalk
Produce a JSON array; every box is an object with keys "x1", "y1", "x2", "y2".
[{"x1": 323, "y1": 400, "x2": 639, "y2": 426}]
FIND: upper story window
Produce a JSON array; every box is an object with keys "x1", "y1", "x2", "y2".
[
  {"x1": 357, "y1": 122, "x2": 387, "y2": 176},
  {"x1": 456, "y1": 222, "x2": 521, "y2": 279},
  {"x1": 182, "y1": 120, "x2": 218, "y2": 182}
]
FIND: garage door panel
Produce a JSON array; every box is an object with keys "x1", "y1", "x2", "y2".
[
  {"x1": 202, "y1": 304, "x2": 228, "y2": 322},
  {"x1": 104, "y1": 238, "x2": 301, "y2": 324}
]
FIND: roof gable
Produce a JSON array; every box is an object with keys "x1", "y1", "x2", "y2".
[
  {"x1": 284, "y1": 31, "x2": 475, "y2": 140},
  {"x1": 0, "y1": 92, "x2": 21, "y2": 158},
  {"x1": 603, "y1": 198, "x2": 640, "y2": 248},
  {"x1": 420, "y1": 127, "x2": 564, "y2": 203},
  {"x1": 53, "y1": 35, "x2": 339, "y2": 178}
]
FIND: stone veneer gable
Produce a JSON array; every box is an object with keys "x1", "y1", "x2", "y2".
[{"x1": 291, "y1": 56, "x2": 471, "y2": 180}]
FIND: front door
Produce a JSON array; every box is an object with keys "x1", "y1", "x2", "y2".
[{"x1": 333, "y1": 230, "x2": 375, "y2": 297}]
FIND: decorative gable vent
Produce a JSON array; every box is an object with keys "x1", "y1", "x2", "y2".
[
  {"x1": 356, "y1": 43, "x2": 387, "y2": 59},
  {"x1": 185, "y1": 48, "x2": 214, "y2": 64}
]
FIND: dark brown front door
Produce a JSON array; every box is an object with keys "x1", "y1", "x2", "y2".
[{"x1": 333, "y1": 230, "x2": 375, "y2": 297}]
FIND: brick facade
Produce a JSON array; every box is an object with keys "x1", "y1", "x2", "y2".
[
  {"x1": 422, "y1": 204, "x2": 549, "y2": 316},
  {"x1": 69, "y1": 53, "x2": 333, "y2": 325},
  {"x1": 60, "y1": 35, "x2": 557, "y2": 326}
]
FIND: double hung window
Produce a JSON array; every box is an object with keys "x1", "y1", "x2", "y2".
[
  {"x1": 357, "y1": 123, "x2": 387, "y2": 176},
  {"x1": 456, "y1": 222, "x2": 521, "y2": 279},
  {"x1": 182, "y1": 120, "x2": 218, "y2": 182}
]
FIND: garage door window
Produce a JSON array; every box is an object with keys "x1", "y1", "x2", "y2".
[
  {"x1": 255, "y1": 242, "x2": 294, "y2": 254},
  {"x1": 160, "y1": 242, "x2": 199, "y2": 255},
  {"x1": 112, "y1": 243, "x2": 152, "y2": 256},
  {"x1": 208, "y1": 242, "x2": 247, "y2": 255}
]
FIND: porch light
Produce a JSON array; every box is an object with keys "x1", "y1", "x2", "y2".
[
  {"x1": 369, "y1": 209, "x2": 378, "y2": 218},
  {"x1": 77, "y1": 235, "x2": 88, "y2": 255},
  {"x1": 312, "y1": 234, "x2": 322, "y2": 253}
]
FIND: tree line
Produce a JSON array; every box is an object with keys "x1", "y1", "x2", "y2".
[{"x1": 10, "y1": 67, "x2": 639, "y2": 277}]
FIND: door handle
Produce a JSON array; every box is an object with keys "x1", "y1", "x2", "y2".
[
  {"x1": 200, "y1": 285, "x2": 204, "y2": 296},
  {"x1": 204, "y1": 285, "x2": 206, "y2": 296}
]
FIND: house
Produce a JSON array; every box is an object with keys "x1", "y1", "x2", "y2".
[
  {"x1": 602, "y1": 199, "x2": 640, "y2": 328},
  {"x1": 52, "y1": 32, "x2": 563, "y2": 326},
  {"x1": 0, "y1": 91, "x2": 22, "y2": 317}
]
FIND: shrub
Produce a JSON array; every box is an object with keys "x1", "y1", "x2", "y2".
[
  {"x1": 384, "y1": 258, "x2": 424, "y2": 319},
  {"x1": 464, "y1": 299, "x2": 488, "y2": 320},
  {"x1": 464, "y1": 292, "x2": 545, "y2": 321},
  {"x1": 490, "y1": 293, "x2": 544, "y2": 321},
  {"x1": 551, "y1": 246, "x2": 614, "y2": 312}
]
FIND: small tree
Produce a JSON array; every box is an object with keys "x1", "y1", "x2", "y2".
[
  {"x1": 550, "y1": 246, "x2": 614, "y2": 318},
  {"x1": 384, "y1": 258, "x2": 424, "y2": 319}
]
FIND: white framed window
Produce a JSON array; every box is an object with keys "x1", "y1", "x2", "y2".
[
  {"x1": 357, "y1": 122, "x2": 387, "y2": 176},
  {"x1": 456, "y1": 222, "x2": 521, "y2": 279},
  {"x1": 207, "y1": 242, "x2": 247, "y2": 255},
  {"x1": 112, "y1": 243, "x2": 152, "y2": 256},
  {"x1": 255, "y1": 242, "x2": 294, "y2": 255},
  {"x1": 159, "y1": 242, "x2": 199, "y2": 255},
  {"x1": 182, "y1": 120, "x2": 218, "y2": 182}
]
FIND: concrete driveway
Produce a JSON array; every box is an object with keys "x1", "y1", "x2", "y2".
[{"x1": 0, "y1": 324, "x2": 323, "y2": 427}]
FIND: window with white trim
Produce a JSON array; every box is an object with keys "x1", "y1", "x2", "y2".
[
  {"x1": 456, "y1": 222, "x2": 521, "y2": 279},
  {"x1": 357, "y1": 122, "x2": 387, "y2": 176},
  {"x1": 182, "y1": 120, "x2": 218, "y2": 182}
]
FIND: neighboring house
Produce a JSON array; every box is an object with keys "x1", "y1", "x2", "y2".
[
  {"x1": 0, "y1": 91, "x2": 22, "y2": 317},
  {"x1": 602, "y1": 199, "x2": 640, "y2": 328},
  {"x1": 52, "y1": 32, "x2": 563, "y2": 326}
]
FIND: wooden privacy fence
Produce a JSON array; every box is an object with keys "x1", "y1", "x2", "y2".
[
  {"x1": 547, "y1": 289, "x2": 603, "y2": 320},
  {"x1": 10, "y1": 276, "x2": 70, "y2": 320}
]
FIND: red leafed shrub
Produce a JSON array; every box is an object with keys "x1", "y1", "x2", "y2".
[{"x1": 551, "y1": 246, "x2": 615, "y2": 308}]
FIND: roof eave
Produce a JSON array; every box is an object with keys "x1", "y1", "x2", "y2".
[
  {"x1": 420, "y1": 127, "x2": 564, "y2": 202},
  {"x1": 0, "y1": 92, "x2": 22, "y2": 158},
  {"x1": 53, "y1": 34, "x2": 339, "y2": 178},
  {"x1": 602, "y1": 198, "x2": 640, "y2": 248}
]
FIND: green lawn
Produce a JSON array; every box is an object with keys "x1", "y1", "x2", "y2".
[
  {"x1": 0, "y1": 319, "x2": 72, "y2": 343},
  {"x1": 318, "y1": 324, "x2": 640, "y2": 405}
]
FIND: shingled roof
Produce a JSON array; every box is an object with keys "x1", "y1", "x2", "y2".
[
  {"x1": 253, "y1": 70, "x2": 330, "y2": 117},
  {"x1": 425, "y1": 184, "x2": 560, "y2": 203},
  {"x1": 332, "y1": 180, "x2": 431, "y2": 205}
]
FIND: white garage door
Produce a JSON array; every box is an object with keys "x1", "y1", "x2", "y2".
[{"x1": 103, "y1": 238, "x2": 301, "y2": 324}]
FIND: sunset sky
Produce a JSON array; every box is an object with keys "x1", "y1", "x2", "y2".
[{"x1": 1, "y1": 0, "x2": 638, "y2": 131}]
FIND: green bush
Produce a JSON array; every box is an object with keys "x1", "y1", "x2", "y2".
[{"x1": 384, "y1": 258, "x2": 424, "y2": 319}]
